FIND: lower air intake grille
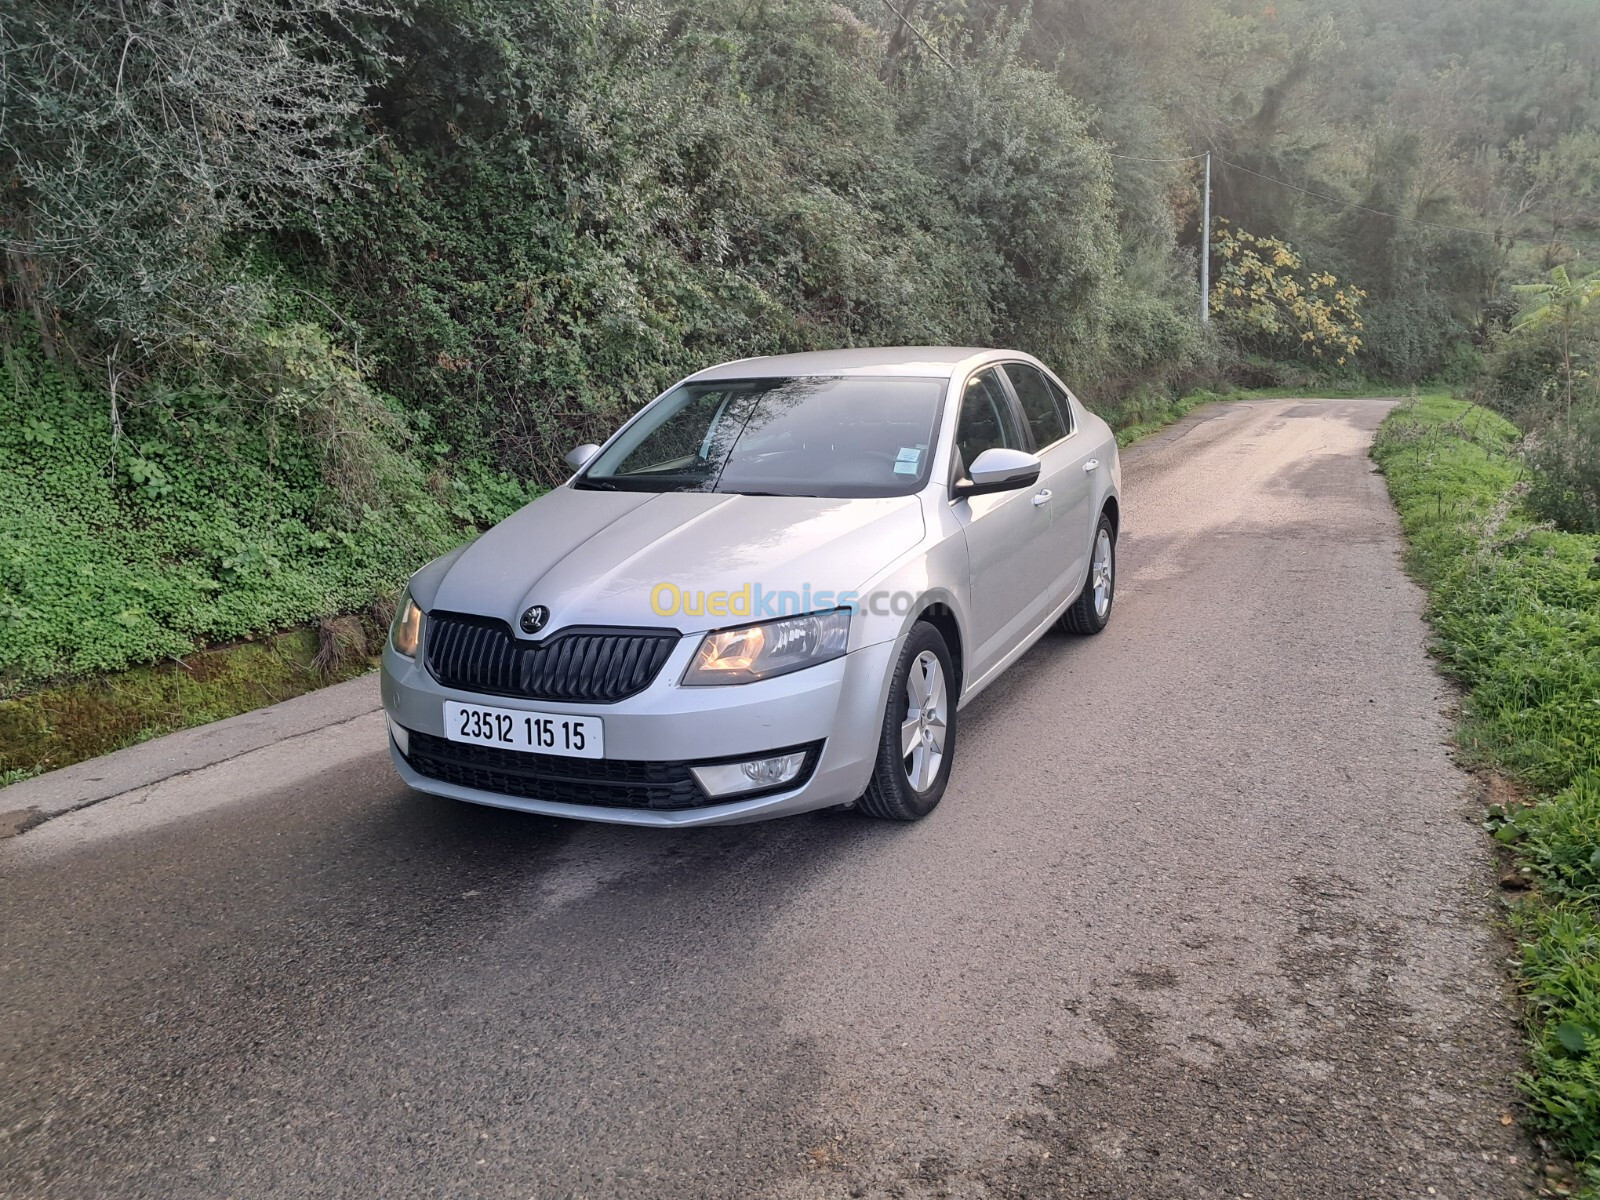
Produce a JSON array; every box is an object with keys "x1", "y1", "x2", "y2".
[{"x1": 405, "y1": 733, "x2": 822, "y2": 811}]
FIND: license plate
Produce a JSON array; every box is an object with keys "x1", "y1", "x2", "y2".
[{"x1": 443, "y1": 701, "x2": 604, "y2": 759}]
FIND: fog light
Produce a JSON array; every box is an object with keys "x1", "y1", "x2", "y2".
[
  {"x1": 388, "y1": 718, "x2": 410, "y2": 758},
  {"x1": 691, "y1": 751, "x2": 808, "y2": 798}
]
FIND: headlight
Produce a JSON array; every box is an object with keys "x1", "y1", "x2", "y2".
[
  {"x1": 391, "y1": 591, "x2": 425, "y2": 657},
  {"x1": 681, "y1": 609, "x2": 850, "y2": 685}
]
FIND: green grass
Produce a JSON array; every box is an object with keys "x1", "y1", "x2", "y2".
[
  {"x1": 1114, "y1": 389, "x2": 1229, "y2": 447},
  {"x1": 1240, "y1": 382, "x2": 1410, "y2": 399},
  {"x1": 0, "y1": 337, "x2": 533, "y2": 694},
  {"x1": 1373, "y1": 394, "x2": 1600, "y2": 1193}
]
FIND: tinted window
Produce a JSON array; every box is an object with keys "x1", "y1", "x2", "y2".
[
  {"x1": 955, "y1": 369, "x2": 1023, "y2": 470},
  {"x1": 1004, "y1": 363, "x2": 1070, "y2": 447},
  {"x1": 1045, "y1": 375, "x2": 1078, "y2": 435},
  {"x1": 578, "y1": 376, "x2": 944, "y2": 498}
]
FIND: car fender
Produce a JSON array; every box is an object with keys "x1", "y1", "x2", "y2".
[
  {"x1": 844, "y1": 489, "x2": 972, "y2": 720},
  {"x1": 407, "y1": 539, "x2": 475, "y2": 612},
  {"x1": 1095, "y1": 433, "x2": 1121, "y2": 535},
  {"x1": 1068, "y1": 410, "x2": 1120, "y2": 548}
]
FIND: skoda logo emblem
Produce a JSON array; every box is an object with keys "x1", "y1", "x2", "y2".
[{"x1": 519, "y1": 605, "x2": 550, "y2": 636}]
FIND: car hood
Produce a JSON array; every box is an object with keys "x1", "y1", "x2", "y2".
[{"x1": 421, "y1": 487, "x2": 927, "y2": 634}]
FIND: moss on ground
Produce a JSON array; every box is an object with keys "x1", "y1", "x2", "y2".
[{"x1": 0, "y1": 624, "x2": 379, "y2": 782}]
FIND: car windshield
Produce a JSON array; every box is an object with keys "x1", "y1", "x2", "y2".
[{"x1": 576, "y1": 376, "x2": 945, "y2": 498}]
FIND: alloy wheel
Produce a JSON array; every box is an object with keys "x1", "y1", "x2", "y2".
[
  {"x1": 900, "y1": 649, "x2": 948, "y2": 792},
  {"x1": 1092, "y1": 527, "x2": 1114, "y2": 619}
]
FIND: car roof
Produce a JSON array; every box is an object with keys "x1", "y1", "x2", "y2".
[{"x1": 686, "y1": 346, "x2": 1015, "y2": 382}]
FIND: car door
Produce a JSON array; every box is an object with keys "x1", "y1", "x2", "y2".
[
  {"x1": 1001, "y1": 361, "x2": 1093, "y2": 604},
  {"x1": 950, "y1": 367, "x2": 1058, "y2": 680}
]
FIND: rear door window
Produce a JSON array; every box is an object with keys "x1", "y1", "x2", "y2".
[{"x1": 1003, "y1": 363, "x2": 1072, "y2": 448}]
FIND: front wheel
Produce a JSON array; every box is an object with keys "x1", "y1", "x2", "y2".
[
  {"x1": 1058, "y1": 512, "x2": 1116, "y2": 635},
  {"x1": 857, "y1": 623, "x2": 958, "y2": 821}
]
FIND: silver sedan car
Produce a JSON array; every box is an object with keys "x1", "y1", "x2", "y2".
[{"x1": 381, "y1": 347, "x2": 1120, "y2": 826}]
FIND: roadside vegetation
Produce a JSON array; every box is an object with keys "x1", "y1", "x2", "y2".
[
  {"x1": 1, "y1": 0, "x2": 1598, "y2": 779},
  {"x1": 1375, "y1": 395, "x2": 1600, "y2": 1192},
  {"x1": 1, "y1": 0, "x2": 1597, "y2": 1177}
]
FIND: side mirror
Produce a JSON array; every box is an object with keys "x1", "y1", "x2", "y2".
[
  {"x1": 565, "y1": 443, "x2": 601, "y2": 470},
  {"x1": 954, "y1": 447, "x2": 1042, "y2": 497}
]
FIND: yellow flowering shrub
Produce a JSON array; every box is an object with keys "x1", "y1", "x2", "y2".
[{"x1": 1210, "y1": 221, "x2": 1366, "y2": 364}]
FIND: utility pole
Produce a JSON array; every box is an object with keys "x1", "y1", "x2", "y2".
[{"x1": 1200, "y1": 151, "x2": 1212, "y2": 325}]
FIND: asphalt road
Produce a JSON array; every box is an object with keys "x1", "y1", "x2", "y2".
[{"x1": 0, "y1": 399, "x2": 1536, "y2": 1200}]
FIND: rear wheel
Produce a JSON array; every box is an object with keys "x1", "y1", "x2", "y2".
[
  {"x1": 858, "y1": 623, "x2": 957, "y2": 821},
  {"x1": 1058, "y1": 512, "x2": 1116, "y2": 635}
]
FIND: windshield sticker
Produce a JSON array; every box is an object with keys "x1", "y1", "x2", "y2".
[
  {"x1": 893, "y1": 459, "x2": 919, "y2": 475},
  {"x1": 896, "y1": 447, "x2": 922, "y2": 464}
]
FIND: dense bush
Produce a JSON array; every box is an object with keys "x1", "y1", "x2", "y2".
[
  {"x1": 1437, "y1": 341, "x2": 1487, "y2": 388},
  {"x1": 1100, "y1": 288, "x2": 1208, "y2": 379},
  {"x1": 1477, "y1": 270, "x2": 1600, "y2": 533},
  {"x1": 306, "y1": 0, "x2": 1141, "y2": 480},
  {"x1": 1, "y1": 0, "x2": 367, "y2": 363},
  {"x1": 1528, "y1": 406, "x2": 1600, "y2": 534},
  {"x1": 1479, "y1": 324, "x2": 1571, "y2": 422},
  {"x1": 1357, "y1": 294, "x2": 1464, "y2": 383},
  {"x1": 0, "y1": 337, "x2": 530, "y2": 690}
]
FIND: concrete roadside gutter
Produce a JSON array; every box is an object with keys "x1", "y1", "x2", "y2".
[{"x1": 0, "y1": 673, "x2": 381, "y2": 839}]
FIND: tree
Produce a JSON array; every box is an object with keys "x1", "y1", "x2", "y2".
[
  {"x1": 1513, "y1": 265, "x2": 1600, "y2": 414},
  {"x1": 1209, "y1": 223, "x2": 1366, "y2": 364},
  {"x1": 0, "y1": 0, "x2": 370, "y2": 393}
]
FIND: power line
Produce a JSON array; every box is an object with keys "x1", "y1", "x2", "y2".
[
  {"x1": 866, "y1": 7, "x2": 1518, "y2": 242},
  {"x1": 890, "y1": 35, "x2": 1504, "y2": 241},
  {"x1": 1107, "y1": 148, "x2": 1502, "y2": 239},
  {"x1": 1210, "y1": 156, "x2": 1498, "y2": 239},
  {"x1": 877, "y1": 0, "x2": 954, "y2": 70},
  {"x1": 1106, "y1": 151, "x2": 1211, "y2": 164}
]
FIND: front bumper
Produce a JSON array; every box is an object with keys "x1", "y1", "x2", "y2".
[{"x1": 379, "y1": 634, "x2": 897, "y2": 826}]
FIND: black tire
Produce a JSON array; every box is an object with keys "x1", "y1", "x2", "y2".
[
  {"x1": 858, "y1": 622, "x2": 958, "y2": 821},
  {"x1": 1058, "y1": 511, "x2": 1116, "y2": 635}
]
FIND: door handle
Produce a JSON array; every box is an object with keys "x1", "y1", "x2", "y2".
[
  {"x1": 1032, "y1": 489, "x2": 1052, "y2": 507},
  {"x1": 1083, "y1": 459, "x2": 1100, "y2": 473}
]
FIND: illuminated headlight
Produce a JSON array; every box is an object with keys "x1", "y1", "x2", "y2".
[
  {"x1": 391, "y1": 590, "x2": 425, "y2": 657},
  {"x1": 681, "y1": 609, "x2": 850, "y2": 685},
  {"x1": 691, "y1": 751, "x2": 809, "y2": 798}
]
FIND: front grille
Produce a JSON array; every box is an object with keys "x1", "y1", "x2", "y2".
[
  {"x1": 425, "y1": 613, "x2": 679, "y2": 704},
  {"x1": 405, "y1": 732, "x2": 822, "y2": 811}
]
